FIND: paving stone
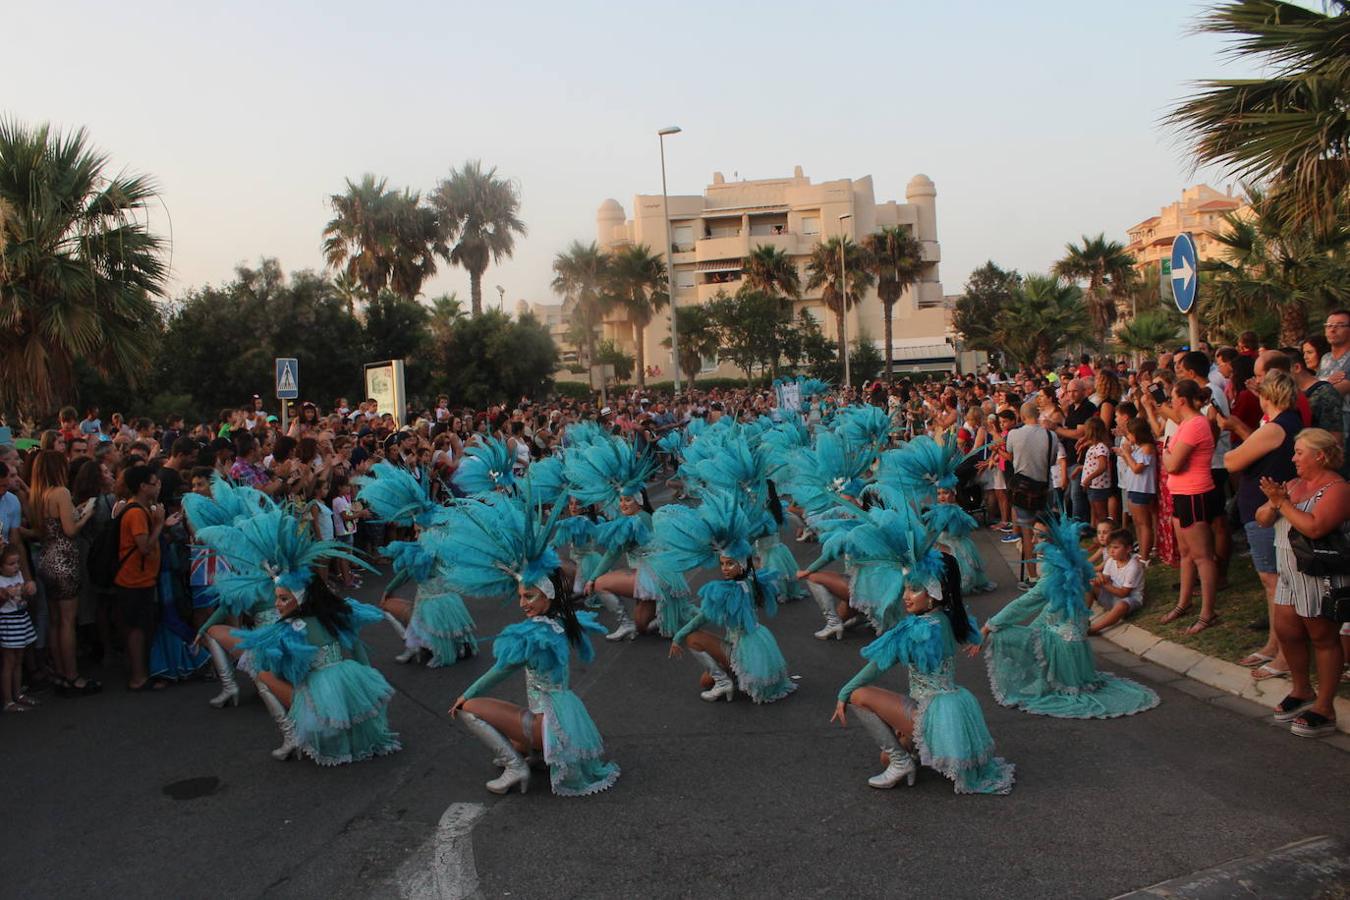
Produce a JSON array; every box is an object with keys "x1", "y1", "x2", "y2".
[
  {"x1": 1185, "y1": 655, "x2": 1250, "y2": 696},
  {"x1": 1141, "y1": 639, "x2": 1207, "y2": 675},
  {"x1": 1104, "y1": 624, "x2": 1162, "y2": 657}
]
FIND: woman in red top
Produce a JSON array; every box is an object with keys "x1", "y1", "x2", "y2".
[
  {"x1": 1228, "y1": 355, "x2": 1262, "y2": 440},
  {"x1": 1159, "y1": 380, "x2": 1221, "y2": 634}
]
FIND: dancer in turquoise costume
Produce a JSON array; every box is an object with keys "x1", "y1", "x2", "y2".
[
  {"x1": 356, "y1": 462, "x2": 477, "y2": 666},
  {"x1": 833, "y1": 503, "x2": 1014, "y2": 794},
  {"x1": 656, "y1": 491, "x2": 796, "y2": 704},
  {"x1": 565, "y1": 435, "x2": 693, "y2": 641},
  {"x1": 202, "y1": 506, "x2": 396, "y2": 764},
  {"x1": 925, "y1": 487, "x2": 997, "y2": 595},
  {"x1": 451, "y1": 436, "x2": 516, "y2": 497},
  {"x1": 183, "y1": 473, "x2": 273, "y2": 709},
  {"x1": 443, "y1": 492, "x2": 619, "y2": 797},
  {"x1": 981, "y1": 513, "x2": 1159, "y2": 719}
]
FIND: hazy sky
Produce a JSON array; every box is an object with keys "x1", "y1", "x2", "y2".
[{"x1": 7, "y1": 0, "x2": 1264, "y2": 309}]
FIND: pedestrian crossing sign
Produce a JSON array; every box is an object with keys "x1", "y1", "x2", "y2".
[{"x1": 275, "y1": 358, "x2": 299, "y2": 399}]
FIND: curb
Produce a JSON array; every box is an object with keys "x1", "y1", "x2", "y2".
[{"x1": 982, "y1": 529, "x2": 1350, "y2": 736}]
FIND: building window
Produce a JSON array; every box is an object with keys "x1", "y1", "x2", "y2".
[
  {"x1": 672, "y1": 224, "x2": 694, "y2": 252},
  {"x1": 675, "y1": 270, "x2": 695, "y2": 290},
  {"x1": 801, "y1": 216, "x2": 821, "y2": 236},
  {"x1": 700, "y1": 351, "x2": 719, "y2": 373}
]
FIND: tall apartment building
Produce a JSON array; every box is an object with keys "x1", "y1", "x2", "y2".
[
  {"x1": 1125, "y1": 184, "x2": 1246, "y2": 275},
  {"x1": 593, "y1": 166, "x2": 951, "y2": 378}
]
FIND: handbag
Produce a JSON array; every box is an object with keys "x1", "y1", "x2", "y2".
[
  {"x1": 1010, "y1": 429, "x2": 1055, "y2": 512},
  {"x1": 1288, "y1": 485, "x2": 1350, "y2": 577},
  {"x1": 1320, "y1": 581, "x2": 1350, "y2": 624}
]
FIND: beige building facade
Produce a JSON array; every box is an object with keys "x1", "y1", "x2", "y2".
[
  {"x1": 1125, "y1": 184, "x2": 1246, "y2": 274},
  {"x1": 594, "y1": 166, "x2": 950, "y2": 380}
]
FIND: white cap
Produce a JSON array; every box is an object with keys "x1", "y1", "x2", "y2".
[{"x1": 600, "y1": 407, "x2": 612, "y2": 416}]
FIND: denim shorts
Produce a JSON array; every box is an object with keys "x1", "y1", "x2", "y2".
[
  {"x1": 1243, "y1": 520, "x2": 1277, "y2": 574},
  {"x1": 1086, "y1": 487, "x2": 1113, "y2": 503},
  {"x1": 1126, "y1": 491, "x2": 1156, "y2": 506},
  {"x1": 1012, "y1": 505, "x2": 1038, "y2": 527}
]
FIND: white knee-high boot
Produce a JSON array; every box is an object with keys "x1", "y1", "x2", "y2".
[
  {"x1": 807, "y1": 582, "x2": 844, "y2": 641},
  {"x1": 204, "y1": 636, "x2": 239, "y2": 708},
  {"x1": 596, "y1": 591, "x2": 636, "y2": 642},
  {"x1": 255, "y1": 681, "x2": 299, "y2": 761},
  {"x1": 459, "y1": 712, "x2": 530, "y2": 795},
  {"x1": 690, "y1": 649, "x2": 734, "y2": 703},
  {"x1": 853, "y1": 707, "x2": 915, "y2": 789}
]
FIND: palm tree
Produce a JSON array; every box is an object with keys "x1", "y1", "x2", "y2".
[
  {"x1": 428, "y1": 292, "x2": 466, "y2": 344},
  {"x1": 431, "y1": 160, "x2": 527, "y2": 316},
  {"x1": 662, "y1": 305, "x2": 720, "y2": 387},
  {"x1": 606, "y1": 244, "x2": 668, "y2": 387},
  {"x1": 742, "y1": 244, "x2": 802, "y2": 300},
  {"x1": 323, "y1": 174, "x2": 395, "y2": 312},
  {"x1": 863, "y1": 226, "x2": 926, "y2": 378},
  {"x1": 804, "y1": 237, "x2": 876, "y2": 367},
  {"x1": 551, "y1": 241, "x2": 612, "y2": 369},
  {"x1": 0, "y1": 120, "x2": 168, "y2": 413},
  {"x1": 1053, "y1": 234, "x2": 1136, "y2": 334},
  {"x1": 1114, "y1": 310, "x2": 1184, "y2": 364},
  {"x1": 992, "y1": 274, "x2": 1093, "y2": 368},
  {"x1": 386, "y1": 192, "x2": 444, "y2": 301},
  {"x1": 1166, "y1": 0, "x2": 1350, "y2": 235},
  {"x1": 1203, "y1": 187, "x2": 1350, "y2": 344}
]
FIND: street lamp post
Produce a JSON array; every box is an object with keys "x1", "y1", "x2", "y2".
[
  {"x1": 658, "y1": 125, "x2": 682, "y2": 393},
  {"x1": 838, "y1": 213, "x2": 853, "y2": 391},
  {"x1": 495, "y1": 284, "x2": 505, "y2": 314}
]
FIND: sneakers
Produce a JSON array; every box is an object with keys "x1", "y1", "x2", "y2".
[
  {"x1": 994, "y1": 522, "x2": 1013, "y2": 533},
  {"x1": 1016, "y1": 578, "x2": 1038, "y2": 591},
  {"x1": 1000, "y1": 532, "x2": 1021, "y2": 543}
]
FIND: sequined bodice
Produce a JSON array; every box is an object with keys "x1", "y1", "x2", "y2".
[
  {"x1": 1048, "y1": 620, "x2": 1085, "y2": 643},
  {"x1": 254, "y1": 608, "x2": 280, "y2": 626},
  {"x1": 909, "y1": 657, "x2": 957, "y2": 700},
  {"x1": 525, "y1": 667, "x2": 566, "y2": 712},
  {"x1": 311, "y1": 642, "x2": 343, "y2": 670}
]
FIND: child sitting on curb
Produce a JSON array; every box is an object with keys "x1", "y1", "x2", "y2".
[
  {"x1": 1088, "y1": 529, "x2": 1145, "y2": 635},
  {"x1": 1086, "y1": 519, "x2": 1115, "y2": 569}
]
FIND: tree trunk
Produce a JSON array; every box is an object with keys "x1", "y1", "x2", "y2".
[
  {"x1": 1278, "y1": 301, "x2": 1307, "y2": 348},
  {"x1": 634, "y1": 323, "x2": 646, "y2": 387},
  {"x1": 883, "y1": 302, "x2": 894, "y2": 379},
  {"x1": 470, "y1": 271, "x2": 483, "y2": 316}
]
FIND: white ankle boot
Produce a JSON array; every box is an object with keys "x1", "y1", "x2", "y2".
[
  {"x1": 808, "y1": 583, "x2": 844, "y2": 640},
  {"x1": 691, "y1": 650, "x2": 735, "y2": 702},
  {"x1": 460, "y1": 712, "x2": 530, "y2": 794},
  {"x1": 204, "y1": 636, "x2": 239, "y2": 708},
  {"x1": 597, "y1": 592, "x2": 636, "y2": 642},
  {"x1": 854, "y1": 707, "x2": 916, "y2": 789}
]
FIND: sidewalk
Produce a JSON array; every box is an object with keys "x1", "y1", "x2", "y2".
[{"x1": 981, "y1": 528, "x2": 1350, "y2": 745}]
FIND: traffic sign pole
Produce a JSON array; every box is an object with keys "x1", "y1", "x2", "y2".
[
  {"x1": 275, "y1": 357, "x2": 300, "y2": 433},
  {"x1": 1169, "y1": 233, "x2": 1200, "y2": 347}
]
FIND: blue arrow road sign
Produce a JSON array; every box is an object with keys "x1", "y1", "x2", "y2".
[
  {"x1": 1170, "y1": 233, "x2": 1198, "y2": 314},
  {"x1": 275, "y1": 358, "x2": 299, "y2": 399}
]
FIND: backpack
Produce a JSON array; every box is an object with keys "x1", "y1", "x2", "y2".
[{"x1": 87, "y1": 502, "x2": 142, "y2": 591}]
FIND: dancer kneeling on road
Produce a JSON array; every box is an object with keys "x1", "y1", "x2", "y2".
[{"x1": 833, "y1": 507, "x2": 1014, "y2": 795}]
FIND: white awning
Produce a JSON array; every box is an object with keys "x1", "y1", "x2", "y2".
[{"x1": 696, "y1": 259, "x2": 744, "y2": 272}]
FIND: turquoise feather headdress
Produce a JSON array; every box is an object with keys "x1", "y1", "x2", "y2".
[
  {"x1": 452, "y1": 437, "x2": 516, "y2": 497},
  {"x1": 562, "y1": 436, "x2": 654, "y2": 508},
  {"x1": 836, "y1": 405, "x2": 893, "y2": 455},
  {"x1": 781, "y1": 430, "x2": 873, "y2": 517},
  {"x1": 428, "y1": 488, "x2": 565, "y2": 598},
  {"x1": 196, "y1": 506, "x2": 370, "y2": 605},
  {"x1": 356, "y1": 461, "x2": 447, "y2": 528},
  {"x1": 871, "y1": 432, "x2": 963, "y2": 507},
  {"x1": 1035, "y1": 510, "x2": 1096, "y2": 618},
  {"x1": 182, "y1": 472, "x2": 271, "y2": 532},
  {"x1": 652, "y1": 490, "x2": 755, "y2": 571}
]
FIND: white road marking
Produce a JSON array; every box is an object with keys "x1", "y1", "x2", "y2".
[{"x1": 396, "y1": 802, "x2": 488, "y2": 900}]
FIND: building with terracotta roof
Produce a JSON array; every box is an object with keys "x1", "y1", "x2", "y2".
[
  {"x1": 1125, "y1": 185, "x2": 1248, "y2": 275},
  {"x1": 593, "y1": 167, "x2": 952, "y2": 379}
]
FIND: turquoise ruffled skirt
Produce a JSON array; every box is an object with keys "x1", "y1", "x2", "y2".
[
  {"x1": 539, "y1": 688, "x2": 620, "y2": 796},
  {"x1": 756, "y1": 537, "x2": 806, "y2": 600},
  {"x1": 728, "y1": 625, "x2": 796, "y2": 704},
  {"x1": 985, "y1": 625, "x2": 1159, "y2": 719},
  {"x1": 636, "y1": 561, "x2": 695, "y2": 637},
  {"x1": 290, "y1": 660, "x2": 402, "y2": 765},
  {"x1": 914, "y1": 688, "x2": 1015, "y2": 795},
  {"x1": 946, "y1": 533, "x2": 993, "y2": 594},
  {"x1": 407, "y1": 591, "x2": 478, "y2": 667}
]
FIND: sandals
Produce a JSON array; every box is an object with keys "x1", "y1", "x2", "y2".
[
  {"x1": 1158, "y1": 603, "x2": 1192, "y2": 625},
  {"x1": 1273, "y1": 695, "x2": 1315, "y2": 723},
  {"x1": 2, "y1": 702, "x2": 28, "y2": 714},
  {"x1": 1185, "y1": 615, "x2": 1220, "y2": 635},
  {"x1": 1237, "y1": 652, "x2": 1275, "y2": 668},
  {"x1": 1251, "y1": 663, "x2": 1290, "y2": 681},
  {"x1": 1290, "y1": 710, "x2": 1337, "y2": 738}
]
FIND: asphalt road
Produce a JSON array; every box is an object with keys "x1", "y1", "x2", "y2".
[{"x1": 3, "y1": 510, "x2": 1348, "y2": 899}]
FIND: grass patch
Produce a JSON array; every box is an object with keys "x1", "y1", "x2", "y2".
[{"x1": 1132, "y1": 559, "x2": 1268, "y2": 663}]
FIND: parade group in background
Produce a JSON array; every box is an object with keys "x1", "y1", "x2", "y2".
[{"x1": 167, "y1": 374, "x2": 1168, "y2": 799}]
